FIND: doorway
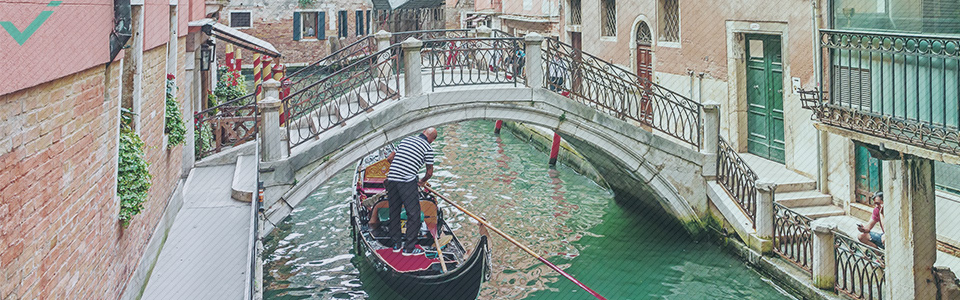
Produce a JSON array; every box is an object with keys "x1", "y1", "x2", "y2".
[
  {"x1": 745, "y1": 34, "x2": 785, "y2": 163},
  {"x1": 635, "y1": 22, "x2": 653, "y2": 123},
  {"x1": 854, "y1": 144, "x2": 882, "y2": 205}
]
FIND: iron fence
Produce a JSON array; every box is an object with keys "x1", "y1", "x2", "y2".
[
  {"x1": 425, "y1": 37, "x2": 524, "y2": 89},
  {"x1": 542, "y1": 38, "x2": 702, "y2": 148},
  {"x1": 284, "y1": 36, "x2": 377, "y2": 93},
  {"x1": 773, "y1": 203, "x2": 813, "y2": 272},
  {"x1": 813, "y1": 29, "x2": 960, "y2": 156},
  {"x1": 391, "y1": 29, "x2": 471, "y2": 45},
  {"x1": 835, "y1": 232, "x2": 885, "y2": 300},
  {"x1": 194, "y1": 93, "x2": 258, "y2": 159},
  {"x1": 283, "y1": 46, "x2": 401, "y2": 150},
  {"x1": 716, "y1": 137, "x2": 758, "y2": 223}
]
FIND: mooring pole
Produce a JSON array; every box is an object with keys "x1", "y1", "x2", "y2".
[
  {"x1": 494, "y1": 120, "x2": 503, "y2": 134},
  {"x1": 549, "y1": 132, "x2": 561, "y2": 166}
]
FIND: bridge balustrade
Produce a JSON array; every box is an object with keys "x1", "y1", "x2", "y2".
[
  {"x1": 834, "y1": 231, "x2": 886, "y2": 300},
  {"x1": 423, "y1": 37, "x2": 525, "y2": 89},
  {"x1": 716, "y1": 137, "x2": 759, "y2": 224},
  {"x1": 194, "y1": 93, "x2": 259, "y2": 159},
  {"x1": 542, "y1": 38, "x2": 703, "y2": 149},
  {"x1": 773, "y1": 202, "x2": 813, "y2": 272}
]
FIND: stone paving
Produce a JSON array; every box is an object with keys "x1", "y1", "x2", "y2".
[{"x1": 140, "y1": 165, "x2": 251, "y2": 300}]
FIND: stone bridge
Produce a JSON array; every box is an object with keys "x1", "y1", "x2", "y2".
[{"x1": 248, "y1": 30, "x2": 723, "y2": 236}]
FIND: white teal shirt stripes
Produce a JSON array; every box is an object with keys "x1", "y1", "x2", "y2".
[{"x1": 387, "y1": 134, "x2": 434, "y2": 182}]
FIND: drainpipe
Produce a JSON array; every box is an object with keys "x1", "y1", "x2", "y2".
[
  {"x1": 812, "y1": 0, "x2": 828, "y2": 193},
  {"x1": 688, "y1": 70, "x2": 695, "y2": 99}
]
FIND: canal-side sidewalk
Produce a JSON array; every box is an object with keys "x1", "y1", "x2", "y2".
[{"x1": 139, "y1": 164, "x2": 252, "y2": 299}]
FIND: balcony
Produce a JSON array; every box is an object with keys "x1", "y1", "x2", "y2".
[{"x1": 804, "y1": 29, "x2": 960, "y2": 157}]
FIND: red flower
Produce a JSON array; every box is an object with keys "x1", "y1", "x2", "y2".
[{"x1": 167, "y1": 74, "x2": 175, "y2": 80}]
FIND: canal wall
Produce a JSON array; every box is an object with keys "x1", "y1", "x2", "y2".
[
  {"x1": 0, "y1": 41, "x2": 191, "y2": 299},
  {"x1": 501, "y1": 121, "x2": 607, "y2": 188}
]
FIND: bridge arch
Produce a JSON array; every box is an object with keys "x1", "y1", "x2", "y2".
[{"x1": 262, "y1": 86, "x2": 709, "y2": 234}]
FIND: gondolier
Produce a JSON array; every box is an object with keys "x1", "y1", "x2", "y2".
[{"x1": 386, "y1": 128, "x2": 438, "y2": 256}]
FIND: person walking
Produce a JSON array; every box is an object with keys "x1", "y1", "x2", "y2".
[
  {"x1": 386, "y1": 128, "x2": 438, "y2": 256},
  {"x1": 857, "y1": 192, "x2": 885, "y2": 249}
]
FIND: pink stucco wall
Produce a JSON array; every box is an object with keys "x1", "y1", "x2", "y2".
[{"x1": 1, "y1": 0, "x2": 200, "y2": 96}]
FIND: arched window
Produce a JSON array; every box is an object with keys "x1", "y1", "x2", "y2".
[{"x1": 636, "y1": 21, "x2": 652, "y2": 45}]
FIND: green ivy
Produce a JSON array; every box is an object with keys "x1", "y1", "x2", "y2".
[
  {"x1": 298, "y1": 0, "x2": 314, "y2": 7},
  {"x1": 165, "y1": 76, "x2": 187, "y2": 148},
  {"x1": 118, "y1": 112, "x2": 152, "y2": 228}
]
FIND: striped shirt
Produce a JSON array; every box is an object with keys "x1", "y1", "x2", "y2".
[{"x1": 387, "y1": 133, "x2": 435, "y2": 182}]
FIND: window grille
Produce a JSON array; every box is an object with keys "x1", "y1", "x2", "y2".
[
  {"x1": 660, "y1": 0, "x2": 679, "y2": 42},
  {"x1": 601, "y1": 0, "x2": 616, "y2": 36},
  {"x1": 833, "y1": 65, "x2": 872, "y2": 111},
  {"x1": 636, "y1": 22, "x2": 652, "y2": 44},
  {"x1": 570, "y1": 0, "x2": 581, "y2": 25},
  {"x1": 230, "y1": 11, "x2": 251, "y2": 28}
]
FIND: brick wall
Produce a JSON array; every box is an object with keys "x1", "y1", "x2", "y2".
[{"x1": 0, "y1": 40, "x2": 187, "y2": 299}]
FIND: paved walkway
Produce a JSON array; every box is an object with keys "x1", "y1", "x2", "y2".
[{"x1": 140, "y1": 165, "x2": 251, "y2": 300}]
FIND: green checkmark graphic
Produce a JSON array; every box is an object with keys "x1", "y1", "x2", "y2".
[{"x1": 2, "y1": 1, "x2": 60, "y2": 46}]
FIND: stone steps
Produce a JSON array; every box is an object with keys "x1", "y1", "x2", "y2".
[
  {"x1": 775, "y1": 190, "x2": 833, "y2": 208},
  {"x1": 787, "y1": 205, "x2": 846, "y2": 219},
  {"x1": 231, "y1": 155, "x2": 257, "y2": 202}
]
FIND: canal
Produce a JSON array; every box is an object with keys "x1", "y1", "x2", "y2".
[{"x1": 263, "y1": 120, "x2": 795, "y2": 299}]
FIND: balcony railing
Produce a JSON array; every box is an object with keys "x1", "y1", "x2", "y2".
[
  {"x1": 810, "y1": 29, "x2": 960, "y2": 156},
  {"x1": 194, "y1": 93, "x2": 258, "y2": 159},
  {"x1": 835, "y1": 232, "x2": 885, "y2": 300}
]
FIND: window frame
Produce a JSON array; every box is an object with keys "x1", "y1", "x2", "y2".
[
  {"x1": 338, "y1": 10, "x2": 349, "y2": 38},
  {"x1": 229, "y1": 10, "x2": 253, "y2": 29},
  {"x1": 298, "y1": 11, "x2": 322, "y2": 41},
  {"x1": 658, "y1": 0, "x2": 680, "y2": 45},
  {"x1": 600, "y1": 0, "x2": 617, "y2": 37}
]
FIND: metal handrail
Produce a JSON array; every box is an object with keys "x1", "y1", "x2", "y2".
[
  {"x1": 542, "y1": 37, "x2": 703, "y2": 148},
  {"x1": 834, "y1": 231, "x2": 885, "y2": 300},
  {"x1": 716, "y1": 136, "x2": 759, "y2": 224},
  {"x1": 773, "y1": 202, "x2": 813, "y2": 272}
]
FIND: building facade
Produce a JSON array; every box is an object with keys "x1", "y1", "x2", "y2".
[
  {"x1": 473, "y1": 0, "x2": 561, "y2": 37},
  {"x1": 222, "y1": 0, "x2": 375, "y2": 66},
  {"x1": 0, "y1": 0, "x2": 214, "y2": 298}
]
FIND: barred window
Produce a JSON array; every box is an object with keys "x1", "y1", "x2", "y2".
[
  {"x1": 659, "y1": 0, "x2": 679, "y2": 42},
  {"x1": 230, "y1": 11, "x2": 251, "y2": 28},
  {"x1": 570, "y1": 0, "x2": 581, "y2": 25},
  {"x1": 601, "y1": 0, "x2": 616, "y2": 36}
]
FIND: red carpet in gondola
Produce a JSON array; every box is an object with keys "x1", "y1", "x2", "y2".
[{"x1": 373, "y1": 246, "x2": 439, "y2": 273}]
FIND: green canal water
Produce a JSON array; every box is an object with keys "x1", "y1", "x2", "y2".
[{"x1": 263, "y1": 120, "x2": 795, "y2": 299}]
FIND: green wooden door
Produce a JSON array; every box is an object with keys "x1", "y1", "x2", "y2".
[
  {"x1": 745, "y1": 34, "x2": 785, "y2": 163},
  {"x1": 855, "y1": 145, "x2": 882, "y2": 205}
]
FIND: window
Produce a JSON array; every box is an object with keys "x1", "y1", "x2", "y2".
[
  {"x1": 230, "y1": 11, "x2": 252, "y2": 28},
  {"x1": 356, "y1": 10, "x2": 364, "y2": 36},
  {"x1": 293, "y1": 12, "x2": 325, "y2": 41},
  {"x1": 659, "y1": 0, "x2": 679, "y2": 42},
  {"x1": 936, "y1": 161, "x2": 960, "y2": 195},
  {"x1": 338, "y1": 10, "x2": 348, "y2": 38},
  {"x1": 600, "y1": 0, "x2": 616, "y2": 36},
  {"x1": 832, "y1": 0, "x2": 960, "y2": 34},
  {"x1": 366, "y1": 10, "x2": 371, "y2": 35},
  {"x1": 570, "y1": 0, "x2": 581, "y2": 25}
]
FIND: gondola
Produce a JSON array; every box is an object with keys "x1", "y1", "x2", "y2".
[{"x1": 350, "y1": 145, "x2": 491, "y2": 299}]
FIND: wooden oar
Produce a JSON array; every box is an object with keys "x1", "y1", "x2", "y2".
[
  {"x1": 424, "y1": 186, "x2": 607, "y2": 300},
  {"x1": 432, "y1": 214, "x2": 448, "y2": 273}
]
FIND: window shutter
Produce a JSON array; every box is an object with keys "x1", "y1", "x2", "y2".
[
  {"x1": 366, "y1": 10, "x2": 371, "y2": 34},
  {"x1": 356, "y1": 11, "x2": 363, "y2": 36},
  {"x1": 293, "y1": 12, "x2": 302, "y2": 41},
  {"x1": 317, "y1": 12, "x2": 326, "y2": 40},
  {"x1": 833, "y1": 65, "x2": 872, "y2": 110}
]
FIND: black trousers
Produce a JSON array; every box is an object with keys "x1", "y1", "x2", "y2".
[{"x1": 385, "y1": 179, "x2": 421, "y2": 251}]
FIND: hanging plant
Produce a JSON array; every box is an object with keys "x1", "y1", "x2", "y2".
[
  {"x1": 118, "y1": 108, "x2": 152, "y2": 227},
  {"x1": 165, "y1": 74, "x2": 187, "y2": 148},
  {"x1": 194, "y1": 117, "x2": 214, "y2": 157}
]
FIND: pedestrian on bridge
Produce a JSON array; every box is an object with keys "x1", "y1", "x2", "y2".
[
  {"x1": 857, "y1": 192, "x2": 885, "y2": 249},
  {"x1": 386, "y1": 128, "x2": 438, "y2": 256}
]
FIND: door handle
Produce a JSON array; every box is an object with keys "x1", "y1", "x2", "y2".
[{"x1": 753, "y1": 85, "x2": 759, "y2": 89}]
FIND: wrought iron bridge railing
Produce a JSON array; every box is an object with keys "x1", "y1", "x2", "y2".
[
  {"x1": 773, "y1": 203, "x2": 813, "y2": 272},
  {"x1": 809, "y1": 29, "x2": 960, "y2": 156},
  {"x1": 194, "y1": 92, "x2": 259, "y2": 159},
  {"x1": 835, "y1": 231, "x2": 885, "y2": 300},
  {"x1": 542, "y1": 38, "x2": 703, "y2": 148},
  {"x1": 716, "y1": 137, "x2": 759, "y2": 224},
  {"x1": 391, "y1": 29, "x2": 472, "y2": 45},
  {"x1": 283, "y1": 46, "x2": 402, "y2": 149},
  {"x1": 284, "y1": 36, "x2": 377, "y2": 93},
  {"x1": 423, "y1": 37, "x2": 525, "y2": 90}
]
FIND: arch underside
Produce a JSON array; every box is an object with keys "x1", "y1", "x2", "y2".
[{"x1": 263, "y1": 86, "x2": 706, "y2": 233}]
